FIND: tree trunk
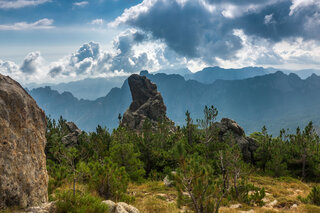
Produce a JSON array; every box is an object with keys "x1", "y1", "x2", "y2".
[
  {"x1": 73, "y1": 174, "x2": 76, "y2": 196},
  {"x1": 302, "y1": 151, "x2": 306, "y2": 180}
]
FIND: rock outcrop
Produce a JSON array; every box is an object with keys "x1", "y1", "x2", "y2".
[
  {"x1": 0, "y1": 74, "x2": 48, "y2": 209},
  {"x1": 24, "y1": 202, "x2": 56, "y2": 213},
  {"x1": 121, "y1": 74, "x2": 172, "y2": 130},
  {"x1": 212, "y1": 118, "x2": 258, "y2": 163},
  {"x1": 102, "y1": 200, "x2": 139, "y2": 213},
  {"x1": 61, "y1": 122, "x2": 82, "y2": 147}
]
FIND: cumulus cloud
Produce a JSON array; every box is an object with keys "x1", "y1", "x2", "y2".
[
  {"x1": 3, "y1": 0, "x2": 320, "y2": 83},
  {"x1": 73, "y1": 1, "x2": 88, "y2": 7},
  {"x1": 111, "y1": 0, "x2": 320, "y2": 65},
  {"x1": 109, "y1": 0, "x2": 245, "y2": 62},
  {"x1": 289, "y1": 0, "x2": 320, "y2": 15},
  {"x1": 0, "y1": 0, "x2": 50, "y2": 9},
  {"x1": 20, "y1": 52, "x2": 43, "y2": 74},
  {"x1": 0, "y1": 18, "x2": 54, "y2": 30},
  {"x1": 46, "y1": 30, "x2": 160, "y2": 81},
  {"x1": 0, "y1": 59, "x2": 20, "y2": 75},
  {"x1": 0, "y1": 52, "x2": 47, "y2": 83}
]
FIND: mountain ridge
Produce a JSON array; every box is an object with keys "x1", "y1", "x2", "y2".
[{"x1": 29, "y1": 71, "x2": 320, "y2": 135}]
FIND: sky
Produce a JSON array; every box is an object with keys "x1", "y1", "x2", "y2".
[{"x1": 0, "y1": 0, "x2": 320, "y2": 84}]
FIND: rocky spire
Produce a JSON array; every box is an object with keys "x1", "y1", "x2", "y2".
[{"x1": 121, "y1": 74, "x2": 172, "y2": 130}]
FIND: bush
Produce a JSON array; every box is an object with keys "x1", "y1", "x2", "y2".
[
  {"x1": 55, "y1": 190, "x2": 109, "y2": 213},
  {"x1": 300, "y1": 185, "x2": 320, "y2": 206},
  {"x1": 86, "y1": 158, "x2": 130, "y2": 201},
  {"x1": 230, "y1": 181, "x2": 265, "y2": 206},
  {"x1": 175, "y1": 154, "x2": 220, "y2": 213}
]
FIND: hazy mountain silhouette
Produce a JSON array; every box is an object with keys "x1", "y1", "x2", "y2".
[
  {"x1": 26, "y1": 67, "x2": 320, "y2": 101},
  {"x1": 184, "y1": 66, "x2": 274, "y2": 84},
  {"x1": 26, "y1": 76, "x2": 127, "y2": 100},
  {"x1": 29, "y1": 71, "x2": 320, "y2": 134}
]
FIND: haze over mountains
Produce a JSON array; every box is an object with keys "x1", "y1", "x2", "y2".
[
  {"x1": 28, "y1": 67, "x2": 320, "y2": 135},
  {"x1": 26, "y1": 67, "x2": 320, "y2": 100}
]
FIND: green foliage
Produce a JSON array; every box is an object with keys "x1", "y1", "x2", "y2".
[
  {"x1": 110, "y1": 127, "x2": 145, "y2": 182},
  {"x1": 252, "y1": 126, "x2": 273, "y2": 173},
  {"x1": 300, "y1": 185, "x2": 320, "y2": 206},
  {"x1": 55, "y1": 190, "x2": 109, "y2": 213},
  {"x1": 81, "y1": 158, "x2": 130, "y2": 201},
  {"x1": 175, "y1": 153, "x2": 221, "y2": 213},
  {"x1": 230, "y1": 181, "x2": 265, "y2": 206},
  {"x1": 308, "y1": 185, "x2": 320, "y2": 206},
  {"x1": 45, "y1": 106, "x2": 320, "y2": 212}
]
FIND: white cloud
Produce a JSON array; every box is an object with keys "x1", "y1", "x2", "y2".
[
  {"x1": 109, "y1": 0, "x2": 156, "y2": 27},
  {"x1": 0, "y1": 0, "x2": 50, "y2": 9},
  {"x1": 2, "y1": 21, "x2": 320, "y2": 84},
  {"x1": 289, "y1": 0, "x2": 320, "y2": 16},
  {"x1": 21, "y1": 52, "x2": 43, "y2": 74},
  {"x1": 273, "y1": 38, "x2": 320, "y2": 66},
  {"x1": 264, "y1": 14, "x2": 275, "y2": 24},
  {"x1": 0, "y1": 18, "x2": 54, "y2": 30},
  {"x1": 91, "y1": 19, "x2": 104, "y2": 25},
  {"x1": 73, "y1": 1, "x2": 88, "y2": 7},
  {"x1": 0, "y1": 59, "x2": 20, "y2": 75},
  {"x1": 0, "y1": 52, "x2": 47, "y2": 83}
]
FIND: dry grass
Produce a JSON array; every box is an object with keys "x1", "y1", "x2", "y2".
[
  {"x1": 219, "y1": 175, "x2": 316, "y2": 212},
  {"x1": 128, "y1": 181, "x2": 182, "y2": 213},
  {"x1": 128, "y1": 176, "x2": 318, "y2": 213},
  {"x1": 1, "y1": 176, "x2": 319, "y2": 213}
]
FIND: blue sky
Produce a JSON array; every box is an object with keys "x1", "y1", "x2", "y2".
[
  {"x1": 0, "y1": 0, "x2": 141, "y2": 62},
  {"x1": 1, "y1": 0, "x2": 320, "y2": 83}
]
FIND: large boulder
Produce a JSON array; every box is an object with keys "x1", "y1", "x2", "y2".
[
  {"x1": 212, "y1": 118, "x2": 258, "y2": 163},
  {"x1": 0, "y1": 74, "x2": 48, "y2": 209},
  {"x1": 121, "y1": 74, "x2": 172, "y2": 130}
]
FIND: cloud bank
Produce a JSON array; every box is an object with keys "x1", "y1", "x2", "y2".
[
  {"x1": 111, "y1": 0, "x2": 320, "y2": 66},
  {"x1": 0, "y1": 18, "x2": 54, "y2": 30},
  {"x1": 1, "y1": 0, "x2": 320, "y2": 84},
  {"x1": 0, "y1": 0, "x2": 50, "y2": 9}
]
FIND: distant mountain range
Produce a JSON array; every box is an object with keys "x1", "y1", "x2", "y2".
[
  {"x1": 29, "y1": 70, "x2": 320, "y2": 135},
  {"x1": 26, "y1": 66, "x2": 320, "y2": 100},
  {"x1": 26, "y1": 76, "x2": 127, "y2": 100}
]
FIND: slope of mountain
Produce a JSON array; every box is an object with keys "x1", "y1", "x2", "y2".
[
  {"x1": 281, "y1": 69, "x2": 320, "y2": 79},
  {"x1": 30, "y1": 72, "x2": 320, "y2": 134},
  {"x1": 154, "y1": 68, "x2": 192, "y2": 76},
  {"x1": 26, "y1": 76, "x2": 127, "y2": 100},
  {"x1": 184, "y1": 66, "x2": 274, "y2": 84}
]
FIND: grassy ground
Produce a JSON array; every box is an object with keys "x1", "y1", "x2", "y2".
[
  {"x1": 128, "y1": 175, "x2": 320, "y2": 213},
  {"x1": 2, "y1": 175, "x2": 320, "y2": 212},
  {"x1": 128, "y1": 181, "x2": 181, "y2": 213}
]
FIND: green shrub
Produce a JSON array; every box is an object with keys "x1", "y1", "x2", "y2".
[
  {"x1": 300, "y1": 185, "x2": 320, "y2": 206},
  {"x1": 84, "y1": 158, "x2": 130, "y2": 201},
  {"x1": 55, "y1": 190, "x2": 109, "y2": 213},
  {"x1": 231, "y1": 181, "x2": 265, "y2": 206},
  {"x1": 308, "y1": 185, "x2": 320, "y2": 206}
]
